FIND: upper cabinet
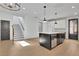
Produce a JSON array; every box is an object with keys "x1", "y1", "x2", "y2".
[
  {"x1": 54, "y1": 20, "x2": 66, "y2": 29},
  {"x1": 42, "y1": 22, "x2": 49, "y2": 32},
  {"x1": 39, "y1": 21, "x2": 50, "y2": 32},
  {"x1": 48, "y1": 21, "x2": 55, "y2": 32},
  {"x1": 39, "y1": 19, "x2": 66, "y2": 33},
  {"x1": 54, "y1": 20, "x2": 66, "y2": 32}
]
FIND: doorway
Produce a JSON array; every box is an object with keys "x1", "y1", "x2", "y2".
[
  {"x1": 68, "y1": 19, "x2": 78, "y2": 40},
  {"x1": 1, "y1": 20, "x2": 10, "y2": 40}
]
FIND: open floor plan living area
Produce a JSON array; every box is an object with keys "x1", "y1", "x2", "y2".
[{"x1": 0, "y1": 3, "x2": 79, "y2": 56}]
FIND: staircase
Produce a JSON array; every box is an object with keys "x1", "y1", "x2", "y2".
[{"x1": 12, "y1": 24, "x2": 24, "y2": 40}]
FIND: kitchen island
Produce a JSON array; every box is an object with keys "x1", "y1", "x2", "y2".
[{"x1": 39, "y1": 32, "x2": 65, "y2": 50}]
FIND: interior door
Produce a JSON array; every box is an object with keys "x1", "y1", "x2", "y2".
[
  {"x1": 68, "y1": 19, "x2": 78, "y2": 40},
  {"x1": 1, "y1": 20, "x2": 10, "y2": 40}
]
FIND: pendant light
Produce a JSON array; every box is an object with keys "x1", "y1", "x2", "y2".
[
  {"x1": 54, "y1": 12, "x2": 57, "y2": 24},
  {"x1": 43, "y1": 5, "x2": 47, "y2": 22},
  {"x1": 55, "y1": 21, "x2": 57, "y2": 24}
]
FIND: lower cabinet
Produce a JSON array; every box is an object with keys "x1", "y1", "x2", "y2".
[
  {"x1": 39, "y1": 33, "x2": 65, "y2": 50},
  {"x1": 51, "y1": 38, "x2": 57, "y2": 48}
]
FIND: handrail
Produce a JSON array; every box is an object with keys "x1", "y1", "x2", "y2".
[{"x1": 18, "y1": 19, "x2": 24, "y2": 31}]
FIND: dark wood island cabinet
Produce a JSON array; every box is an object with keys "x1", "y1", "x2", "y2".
[{"x1": 39, "y1": 32, "x2": 65, "y2": 50}]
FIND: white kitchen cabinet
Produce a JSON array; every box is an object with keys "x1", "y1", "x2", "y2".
[
  {"x1": 48, "y1": 21, "x2": 55, "y2": 32},
  {"x1": 54, "y1": 20, "x2": 66, "y2": 32},
  {"x1": 46, "y1": 20, "x2": 66, "y2": 33},
  {"x1": 39, "y1": 22, "x2": 43, "y2": 32},
  {"x1": 54, "y1": 20, "x2": 66, "y2": 28},
  {"x1": 39, "y1": 21, "x2": 49, "y2": 32},
  {"x1": 42, "y1": 22, "x2": 48, "y2": 32},
  {"x1": 39, "y1": 19, "x2": 66, "y2": 33}
]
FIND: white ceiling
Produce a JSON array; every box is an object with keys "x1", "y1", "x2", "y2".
[{"x1": 0, "y1": 3, "x2": 79, "y2": 20}]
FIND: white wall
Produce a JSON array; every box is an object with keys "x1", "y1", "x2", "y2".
[
  {"x1": 23, "y1": 16, "x2": 39, "y2": 39},
  {"x1": 78, "y1": 18, "x2": 79, "y2": 40},
  {"x1": 41, "y1": 16, "x2": 79, "y2": 40},
  {"x1": 0, "y1": 12, "x2": 24, "y2": 40},
  {"x1": 0, "y1": 21, "x2": 1, "y2": 40},
  {"x1": 0, "y1": 11, "x2": 79, "y2": 40},
  {"x1": 0, "y1": 12, "x2": 13, "y2": 40},
  {"x1": 66, "y1": 16, "x2": 79, "y2": 40},
  {"x1": 0, "y1": 11, "x2": 40, "y2": 40}
]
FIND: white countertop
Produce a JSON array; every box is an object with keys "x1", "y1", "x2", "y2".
[{"x1": 39, "y1": 32, "x2": 65, "y2": 34}]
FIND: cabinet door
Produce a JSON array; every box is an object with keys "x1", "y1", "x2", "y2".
[
  {"x1": 48, "y1": 21, "x2": 55, "y2": 32},
  {"x1": 39, "y1": 33, "x2": 51, "y2": 49},
  {"x1": 54, "y1": 20, "x2": 66, "y2": 28},
  {"x1": 39, "y1": 22, "x2": 43, "y2": 32},
  {"x1": 42, "y1": 22, "x2": 48, "y2": 32},
  {"x1": 51, "y1": 34, "x2": 57, "y2": 48}
]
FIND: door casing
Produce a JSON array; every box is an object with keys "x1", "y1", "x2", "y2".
[
  {"x1": 68, "y1": 19, "x2": 78, "y2": 40},
  {"x1": 1, "y1": 20, "x2": 10, "y2": 40}
]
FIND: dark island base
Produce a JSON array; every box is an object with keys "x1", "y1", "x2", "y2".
[
  {"x1": 39, "y1": 33, "x2": 65, "y2": 50},
  {"x1": 40, "y1": 42, "x2": 63, "y2": 50}
]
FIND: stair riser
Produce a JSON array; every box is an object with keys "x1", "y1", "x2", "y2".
[{"x1": 13, "y1": 24, "x2": 24, "y2": 40}]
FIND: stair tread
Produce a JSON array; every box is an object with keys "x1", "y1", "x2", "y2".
[{"x1": 13, "y1": 24, "x2": 24, "y2": 40}]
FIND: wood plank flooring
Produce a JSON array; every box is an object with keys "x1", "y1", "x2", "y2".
[{"x1": 0, "y1": 39, "x2": 79, "y2": 56}]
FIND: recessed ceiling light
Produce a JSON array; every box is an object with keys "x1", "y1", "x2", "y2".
[
  {"x1": 72, "y1": 6, "x2": 75, "y2": 9},
  {"x1": 23, "y1": 7, "x2": 26, "y2": 10},
  {"x1": 74, "y1": 12, "x2": 78, "y2": 15},
  {"x1": 33, "y1": 12, "x2": 37, "y2": 14}
]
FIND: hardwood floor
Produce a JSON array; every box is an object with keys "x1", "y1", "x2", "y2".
[{"x1": 0, "y1": 39, "x2": 79, "y2": 56}]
